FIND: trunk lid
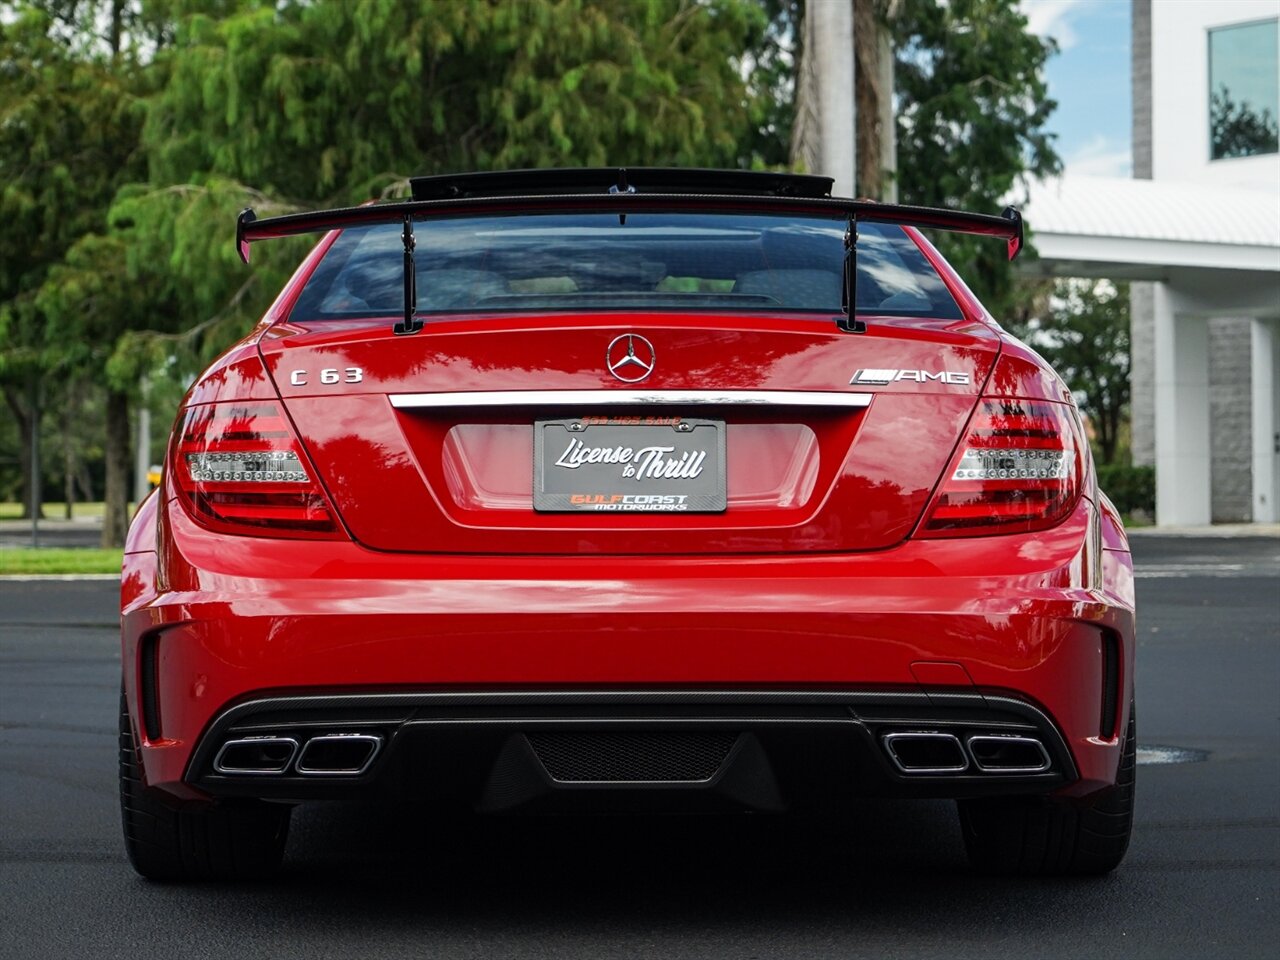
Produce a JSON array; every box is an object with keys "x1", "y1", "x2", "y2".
[{"x1": 259, "y1": 313, "x2": 1000, "y2": 554}]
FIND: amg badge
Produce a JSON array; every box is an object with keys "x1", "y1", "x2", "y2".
[{"x1": 850, "y1": 368, "x2": 971, "y2": 385}]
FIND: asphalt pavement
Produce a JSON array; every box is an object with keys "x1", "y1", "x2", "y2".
[{"x1": 0, "y1": 537, "x2": 1277, "y2": 959}]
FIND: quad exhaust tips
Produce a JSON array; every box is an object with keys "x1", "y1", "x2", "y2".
[
  {"x1": 966, "y1": 734, "x2": 1051, "y2": 773},
  {"x1": 213, "y1": 736, "x2": 299, "y2": 775},
  {"x1": 212, "y1": 732, "x2": 382, "y2": 777},
  {"x1": 881, "y1": 730, "x2": 1052, "y2": 775},
  {"x1": 296, "y1": 733, "x2": 382, "y2": 776},
  {"x1": 882, "y1": 732, "x2": 969, "y2": 773}
]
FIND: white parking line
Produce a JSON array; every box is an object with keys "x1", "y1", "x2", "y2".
[
  {"x1": 1134, "y1": 563, "x2": 1277, "y2": 578},
  {"x1": 1138, "y1": 745, "x2": 1210, "y2": 765}
]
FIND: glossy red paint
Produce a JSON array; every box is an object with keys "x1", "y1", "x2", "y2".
[
  {"x1": 988, "y1": 335, "x2": 1076, "y2": 404},
  {"x1": 120, "y1": 213, "x2": 1136, "y2": 821},
  {"x1": 263, "y1": 312, "x2": 997, "y2": 396},
  {"x1": 260, "y1": 315, "x2": 998, "y2": 554},
  {"x1": 122, "y1": 492, "x2": 1133, "y2": 801},
  {"x1": 180, "y1": 338, "x2": 277, "y2": 406}
]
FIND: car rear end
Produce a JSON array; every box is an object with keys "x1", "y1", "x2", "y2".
[{"x1": 119, "y1": 170, "x2": 1135, "y2": 880}]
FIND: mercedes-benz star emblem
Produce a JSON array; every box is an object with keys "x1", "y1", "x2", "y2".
[{"x1": 606, "y1": 334, "x2": 656, "y2": 383}]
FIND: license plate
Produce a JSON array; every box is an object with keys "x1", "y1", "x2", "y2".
[{"x1": 534, "y1": 416, "x2": 726, "y2": 513}]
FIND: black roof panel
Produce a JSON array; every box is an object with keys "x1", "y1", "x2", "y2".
[{"x1": 408, "y1": 167, "x2": 834, "y2": 202}]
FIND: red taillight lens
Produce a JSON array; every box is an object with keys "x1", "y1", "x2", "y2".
[
  {"x1": 918, "y1": 398, "x2": 1084, "y2": 537},
  {"x1": 171, "y1": 402, "x2": 343, "y2": 539}
]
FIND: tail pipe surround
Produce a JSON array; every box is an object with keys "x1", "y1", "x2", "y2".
[
  {"x1": 881, "y1": 730, "x2": 1052, "y2": 776},
  {"x1": 296, "y1": 733, "x2": 383, "y2": 776},
  {"x1": 882, "y1": 732, "x2": 969, "y2": 773},
  {"x1": 213, "y1": 736, "x2": 300, "y2": 775},
  {"x1": 965, "y1": 734, "x2": 1052, "y2": 773},
  {"x1": 211, "y1": 732, "x2": 382, "y2": 777}
]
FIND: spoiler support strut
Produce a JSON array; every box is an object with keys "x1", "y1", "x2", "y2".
[
  {"x1": 838, "y1": 215, "x2": 867, "y2": 334},
  {"x1": 393, "y1": 214, "x2": 421, "y2": 336}
]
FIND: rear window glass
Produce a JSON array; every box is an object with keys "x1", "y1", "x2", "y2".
[{"x1": 289, "y1": 212, "x2": 962, "y2": 321}]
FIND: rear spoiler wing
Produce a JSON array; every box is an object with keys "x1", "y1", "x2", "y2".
[
  {"x1": 235, "y1": 194, "x2": 1023, "y2": 335},
  {"x1": 235, "y1": 195, "x2": 1024, "y2": 263}
]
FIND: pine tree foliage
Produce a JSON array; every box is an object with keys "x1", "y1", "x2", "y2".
[
  {"x1": 0, "y1": 4, "x2": 146, "y2": 378},
  {"x1": 144, "y1": 0, "x2": 771, "y2": 203},
  {"x1": 0, "y1": 2, "x2": 148, "y2": 521}
]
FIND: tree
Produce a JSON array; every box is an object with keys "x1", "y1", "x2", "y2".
[
  {"x1": 35, "y1": 178, "x2": 309, "y2": 544},
  {"x1": 30, "y1": 0, "x2": 773, "y2": 541},
  {"x1": 1035, "y1": 279, "x2": 1131, "y2": 465},
  {"x1": 892, "y1": 0, "x2": 1060, "y2": 319},
  {"x1": 21, "y1": 0, "x2": 1065, "y2": 536},
  {"x1": 142, "y1": 0, "x2": 773, "y2": 201},
  {"x1": 854, "y1": 0, "x2": 896, "y2": 200},
  {"x1": 765, "y1": 0, "x2": 1060, "y2": 310},
  {"x1": 0, "y1": 2, "x2": 146, "y2": 522},
  {"x1": 743, "y1": 0, "x2": 801, "y2": 171}
]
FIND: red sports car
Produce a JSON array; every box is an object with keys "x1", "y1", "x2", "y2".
[{"x1": 119, "y1": 168, "x2": 1135, "y2": 881}]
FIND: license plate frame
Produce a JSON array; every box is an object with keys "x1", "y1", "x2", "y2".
[{"x1": 533, "y1": 416, "x2": 727, "y2": 513}]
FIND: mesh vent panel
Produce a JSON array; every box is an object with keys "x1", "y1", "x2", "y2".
[{"x1": 527, "y1": 731, "x2": 739, "y2": 782}]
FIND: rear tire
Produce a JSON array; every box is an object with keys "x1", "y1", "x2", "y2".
[
  {"x1": 957, "y1": 701, "x2": 1136, "y2": 876},
  {"x1": 119, "y1": 688, "x2": 290, "y2": 881}
]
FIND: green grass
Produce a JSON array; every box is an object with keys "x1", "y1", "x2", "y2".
[
  {"x1": 0, "y1": 548, "x2": 123, "y2": 575},
  {"x1": 0, "y1": 501, "x2": 115, "y2": 520}
]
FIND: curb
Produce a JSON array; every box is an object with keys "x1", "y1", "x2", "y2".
[{"x1": 0, "y1": 574, "x2": 121, "y2": 581}]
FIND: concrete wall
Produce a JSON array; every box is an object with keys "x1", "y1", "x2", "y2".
[
  {"x1": 1252, "y1": 319, "x2": 1280, "y2": 522},
  {"x1": 1130, "y1": 1, "x2": 1155, "y2": 470},
  {"x1": 1132, "y1": 0, "x2": 1153, "y2": 180},
  {"x1": 1130, "y1": 283, "x2": 1156, "y2": 467},
  {"x1": 1154, "y1": 287, "x2": 1212, "y2": 526},
  {"x1": 1209, "y1": 318, "x2": 1255, "y2": 521}
]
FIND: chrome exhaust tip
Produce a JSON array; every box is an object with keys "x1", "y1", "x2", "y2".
[
  {"x1": 212, "y1": 736, "x2": 299, "y2": 775},
  {"x1": 966, "y1": 734, "x2": 1052, "y2": 773},
  {"x1": 881, "y1": 731, "x2": 969, "y2": 774},
  {"x1": 296, "y1": 733, "x2": 383, "y2": 776}
]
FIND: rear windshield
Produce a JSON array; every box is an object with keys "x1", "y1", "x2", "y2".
[{"x1": 289, "y1": 212, "x2": 962, "y2": 321}]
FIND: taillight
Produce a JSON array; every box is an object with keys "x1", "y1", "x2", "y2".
[
  {"x1": 918, "y1": 398, "x2": 1084, "y2": 537},
  {"x1": 171, "y1": 402, "x2": 343, "y2": 539}
]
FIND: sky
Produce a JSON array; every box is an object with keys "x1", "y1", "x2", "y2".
[{"x1": 1023, "y1": 0, "x2": 1134, "y2": 177}]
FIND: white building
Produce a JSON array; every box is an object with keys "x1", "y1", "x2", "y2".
[{"x1": 1026, "y1": 0, "x2": 1280, "y2": 525}]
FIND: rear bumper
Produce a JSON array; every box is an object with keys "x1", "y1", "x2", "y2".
[
  {"x1": 121, "y1": 496, "x2": 1135, "y2": 803},
  {"x1": 184, "y1": 689, "x2": 1077, "y2": 811}
]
